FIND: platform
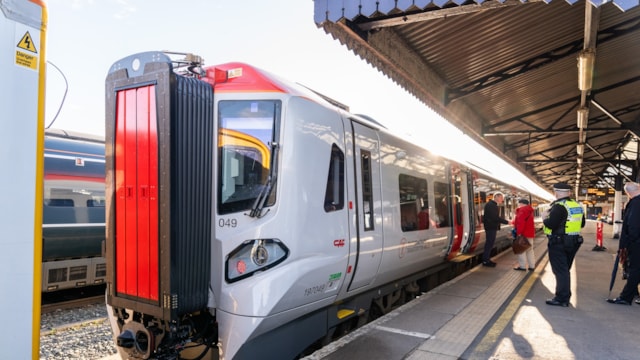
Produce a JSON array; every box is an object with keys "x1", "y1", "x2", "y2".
[
  {"x1": 303, "y1": 220, "x2": 639, "y2": 360},
  {"x1": 101, "y1": 220, "x2": 637, "y2": 360}
]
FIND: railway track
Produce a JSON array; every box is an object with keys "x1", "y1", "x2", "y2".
[
  {"x1": 41, "y1": 294, "x2": 104, "y2": 314},
  {"x1": 41, "y1": 284, "x2": 106, "y2": 314}
]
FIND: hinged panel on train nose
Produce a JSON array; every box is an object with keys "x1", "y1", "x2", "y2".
[{"x1": 104, "y1": 52, "x2": 214, "y2": 321}]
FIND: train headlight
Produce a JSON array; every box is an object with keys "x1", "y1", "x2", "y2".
[{"x1": 226, "y1": 239, "x2": 289, "y2": 283}]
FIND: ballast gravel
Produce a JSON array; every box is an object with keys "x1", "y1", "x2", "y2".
[{"x1": 39, "y1": 303, "x2": 118, "y2": 360}]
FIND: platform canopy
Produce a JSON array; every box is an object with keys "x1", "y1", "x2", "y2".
[{"x1": 314, "y1": 0, "x2": 640, "y2": 193}]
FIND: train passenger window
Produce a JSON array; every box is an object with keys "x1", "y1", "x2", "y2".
[
  {"x1": 361, "y1": 150, "x2": 374, "y2": 230},
  {"x1": 398, "y1": 174, "x2": 428, "y2": 232},
  {"x1": 218, "y1": 100, "x2": 281, "y2": 215},
  {"x1": 44, "y1": 179, "x2": 105, "y2": 208},
  {"x1": 87, "y1": 199, "x2": 105, "y2": 207},
  {"x1": 46, "y1": 199, "x2": 74, "y2": 207},
  {"x1": 324, "y1": 144, "x2": 344, "y2": 212},
  {"x1": 43, "y1": 179, "x2": 106, "y2": 224}
]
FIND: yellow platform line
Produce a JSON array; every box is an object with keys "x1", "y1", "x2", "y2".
[{"x1": 472, "y1": 255, "x2": 550, "y2": 354}]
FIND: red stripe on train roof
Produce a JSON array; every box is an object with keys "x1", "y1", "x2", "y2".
[{"x1": 202, "y1": 62, "x2": 287, "y2": 93}]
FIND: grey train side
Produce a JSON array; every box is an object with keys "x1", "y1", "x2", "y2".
[{"x1": 42, "y1": 129, "x2": 105, "y2": 292}]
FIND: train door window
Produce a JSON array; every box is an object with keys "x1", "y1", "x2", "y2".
[
  {"x1": 398, "y1": 174, "x2": 428, "y2": 232},
  {"x1": 475, "y1": 191, "x2": 486, "y2": 226},
  {"x1": 324, "y1": 144, "x2": 344, "y2": 212},
  {"x1": 453, "y1": 180, "x2": 462, "y2": 225},
  {"x1": 501, "y1": 196, "x2": 511, "y2": 219},
  {"x1": 218, "y1": 100, "x2": 281, "y2": 215},
  {"x1": 361, "y1": 150, "x2": 374, "y2": 230},
  {"x1": 434, "y1": 181, "x2": 450, "y2": 227}
]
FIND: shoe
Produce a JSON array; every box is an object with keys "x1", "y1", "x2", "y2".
[
  {"x1": 606, "y1": 297, "x2": 631, "y2": 305},
  {"x1": 635, "y1": 298, "x2": 640, "y2": 305},
  {"x1": 513, "y1": 267, "x2": 526, "y2": 271},
  {"x1": 528, "y1": 268, "x2": 535, "y2": 271},
  {"x1": 546, "y1": 298, "x2": 569, "y2": 307},
  {"x1": 482, "y1": 261, "x2": 496, "y2": 267}
]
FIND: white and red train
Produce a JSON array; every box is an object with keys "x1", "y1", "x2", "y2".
[{"x1": 104, "y1": 52, "x2": 546, "y2": 360}]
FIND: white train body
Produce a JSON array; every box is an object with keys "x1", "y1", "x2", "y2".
[{"x1": 104, "y1": 52, "x2": 531, "y2": 360}]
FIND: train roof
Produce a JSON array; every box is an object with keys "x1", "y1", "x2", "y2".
[
  {"x1": 204, "y1": 62, "x2": 389, "y2": 131},
  {"x1": 204, "y1": 61, "x2": 550, "y2": 200},
  {"x1": 204, "y1": 62, "x2": 330, "y2": 102},
  {"x1": 45, "y1": 128, "x2": 104, "y2": 143},
  {"x1": 44, "y1": 128, "x2": 105, "y2": 178}
]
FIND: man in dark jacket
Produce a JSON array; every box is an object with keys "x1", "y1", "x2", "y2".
[
  {"x1": 543, "y1": 182, "x2": 585, "y2": 307},
  {"x1": 607, "y1": 181, "x2": 640, "y2": 305},
  {"x1": 482, "y1": 192, "x2": 509, "y2": 267}
]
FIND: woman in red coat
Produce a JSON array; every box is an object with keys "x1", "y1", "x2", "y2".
[{"x1": 513, "y1": 198, "x2": 536, "y2": 271}]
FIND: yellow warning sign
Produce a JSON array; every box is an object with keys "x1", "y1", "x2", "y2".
[
  {"x1": 16, "y1": 50, "x2": 38, "y2": 70},
  {"x1": 17, "y1": 31, "x2": 37, "y2": 53}
]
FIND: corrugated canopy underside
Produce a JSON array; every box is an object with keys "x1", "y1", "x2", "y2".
[{"x1": 314, "y1": 0, "x2": 640, "y2": 194}]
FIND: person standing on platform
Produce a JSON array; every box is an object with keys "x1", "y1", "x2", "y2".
[
  {"x1": 513, "y1": 198, "x2": 536, "y2": 271},
  {"x1": 543, "y1": 183, "x2": 585, "y2": 307},
  {"x1": 482, "y1": 192, "x2": 509, "y2": 267},
  {"x1": 607, "y1": 181, "x2": 640, "y2": 306}
]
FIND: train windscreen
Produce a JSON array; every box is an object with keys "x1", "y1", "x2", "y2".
[{"x1": 218, "y1": 100, "x2": 281, "y2": 215}]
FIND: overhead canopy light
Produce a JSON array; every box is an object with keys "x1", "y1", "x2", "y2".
[
  {"x1": 578, "y1": 49, "x2": 596, "y2": 91},
  {"x1": 577, "y1": 107, "x2": 589, "y2": 129}
]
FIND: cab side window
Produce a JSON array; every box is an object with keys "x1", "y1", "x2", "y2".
[{"x1": 324, "y1": 144, "x2": 344, "y2": 212}]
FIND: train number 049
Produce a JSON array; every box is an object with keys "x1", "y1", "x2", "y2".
[{"x1": 218, "y1": 218, "x2": 238, "y2": 228}]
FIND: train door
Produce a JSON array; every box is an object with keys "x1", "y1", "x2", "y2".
[
  {"x1": 458, "y1": 170, "x2": 477, "y2": 253},
  {"x1": 347, "y1": 121, "x2": 383, "y2": 291}
]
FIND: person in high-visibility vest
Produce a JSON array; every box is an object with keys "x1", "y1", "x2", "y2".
[
  {"x1": 607, "y1": 182, "x2": 640, "y2": 305},
  {"x1": 543, "y1": 182, "x2": 585, "y2": 307}
]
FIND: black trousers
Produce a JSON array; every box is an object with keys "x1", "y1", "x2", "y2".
[
  {"x1": 548, "y1": 235, "x2": 582, "y2": 302},
  {"x1": 483, "y1": 229, "x2": 497, "y2": 262},
  {"x1": 619, "y1": 242, "x2": 640, "y2": 302}
]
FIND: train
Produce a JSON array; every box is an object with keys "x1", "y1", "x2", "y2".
[
  {"x1": 103, "y1": 52, "x2": 548, "y2": 360},
  {"x1": 42, "y1": 129, "x2": 106, "y2": 292}
]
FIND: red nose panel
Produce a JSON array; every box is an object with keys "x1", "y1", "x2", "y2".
[
  {"x1": 106, "y1": 52, "x2": 213, "y2": 321},
  {"x1": 114, "y1": 85, "x2": 159, "y2": 301}
]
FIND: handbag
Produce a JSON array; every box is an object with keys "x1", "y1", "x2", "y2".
[{"x1": 512, "y1": 234, "x2": 531, "y2": 255}]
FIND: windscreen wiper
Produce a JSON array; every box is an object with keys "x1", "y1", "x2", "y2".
[{"x1": 247, "y1": 142, "x2": 279, "y2": 218}]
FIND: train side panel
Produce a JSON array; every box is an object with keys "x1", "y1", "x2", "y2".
[{"x1": 371, "y1": 132, "x2": 452, "y2": 288}]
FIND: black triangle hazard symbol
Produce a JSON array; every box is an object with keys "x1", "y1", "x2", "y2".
[{"x1": 17, "y1": 32, "x2": 37, "y2": 53}]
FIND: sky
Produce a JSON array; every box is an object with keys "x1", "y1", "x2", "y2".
[{"x1": 42, "y1": 0, "x2": 552, "y2": 200}]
